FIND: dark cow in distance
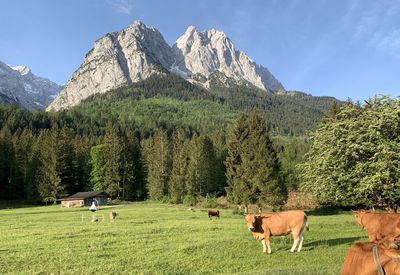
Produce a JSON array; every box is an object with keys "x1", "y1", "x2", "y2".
[
  {"x1": 342, "y1": 237, "x2": 400, "y2": 275},
  {"x1": 353, "y1": 210, "x2": 400, "y2": 242},
  {"x1": 208, "y1": 210, "x2": 220, "y2": 220},
  {"x1": 245, "y1": 210, "x2": 308, "y2": 253}
]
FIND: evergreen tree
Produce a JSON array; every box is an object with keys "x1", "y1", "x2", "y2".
[
  {"x1": 169, "y1": 131, "x2": 189, "y2": 203},
  {"x1": 102, "y1": 123, "x2": 124, "y2": 198},
  {"x1": 121, "y1": 129, "x2": 137, "y2": 200},
  {"x1": 245, "y1": 111, "x2": 286, "y2": 206},
  {"x1": 226, "y1": 112, "x2": 286, "y2": 209},
  {"x1": 0, "y1": 128, "x2": 14, "y2": 200},
  {"x1": 73, "y1": 136, "x2": 93, "y2": 192},
  {"x1": 57, "y1": 127, "x2": 77, "y2": 196},
  {"x1": 37, "y1": 130, "x2": 65, "y2": 203},
  {"x1": 145, "y1": 129, "x2": 171, "y2": 200},
  {"x1": 12, "y1": 129, "x2": 34, "y2": 200},
  {"x1": 90, "y1": 144, "x2": 105, "y2": 191},
  {"x1": 187, "y1": 135, "x2": 219, "y2": 196},
  {"x1": 225, "y1": 114, "x2": 254, "y2": 210}
]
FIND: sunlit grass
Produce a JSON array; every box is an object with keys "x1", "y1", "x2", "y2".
[{"x1": 0, "y1": 202, "x2": 366, "y2": 274}]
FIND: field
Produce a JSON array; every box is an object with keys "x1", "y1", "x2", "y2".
[{"x1": 0, "y1": 202, "x2": 366, "y2": 274}]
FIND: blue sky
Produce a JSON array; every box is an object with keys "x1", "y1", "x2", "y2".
[{"x1": 0, "y1": 0, "x2": 399, "y2": 101}]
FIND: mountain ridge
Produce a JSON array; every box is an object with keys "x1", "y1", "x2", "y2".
[
  {"x1": 47, "y1": 21, "x2": 284, "y2": 111},
  {"x1": 0, "y1": 61, "x2": 62, "y2": 110}
]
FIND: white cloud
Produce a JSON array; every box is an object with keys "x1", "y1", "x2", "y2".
[
  {"x1": 348, "y1": 1, "x2": 400, "y2": 58},
  {"x1": 375, "y1": 29, "x2": 400, "y2": 57},
  {"x1": 108, "y1": 0, "x2": 134, "y2": 15}
]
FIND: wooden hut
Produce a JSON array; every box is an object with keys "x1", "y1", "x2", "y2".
[{"x1": 60, "y1": 191, "x2": 108, "y2": 208}]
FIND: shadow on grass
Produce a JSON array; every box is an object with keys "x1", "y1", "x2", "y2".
[
  {"x1": 0, "y1": 201, "x2": 40, "y2": 210},
  {"x1": 305, "y1": 208, "x2": 348, "y2": 216},
  {"x1": 304, "y1": 237, "x2": 362, "y2": 248}
]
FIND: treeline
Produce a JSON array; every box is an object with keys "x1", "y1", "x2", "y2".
[
  {"x1": 80, "y1": 73, "x2": 339, "y2": 136},
  {"x1": 0, "y1": 104, "x2": 302, "y2": 206}
]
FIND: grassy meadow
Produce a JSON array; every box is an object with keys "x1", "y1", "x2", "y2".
[{"x1": 0, "y1": 202, "x2": 366, "y2": 274}]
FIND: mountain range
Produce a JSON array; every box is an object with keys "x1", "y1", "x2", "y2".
[
  {"x1": 0, "y1": 20, "x2": 339, "y2": 136},
  {"x1": 47, "y1": 21, "x2": 284, "y2": 111},
  {"x1": 0, "y1": 61, "x2": 62, "y2": 110}
]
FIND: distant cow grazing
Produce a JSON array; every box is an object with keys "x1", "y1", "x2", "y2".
[
  {"x1": 341, "y1": 237, "x2": 400, "y2": 275},
  {"x1": 353, "y1": 210, "x2": 400, "y2": 242},
  {"x1": 109, "y1": 211, "x2": 118, "y2": 222},
  {"x1": 208, "y1": 210, "x2": 220, "y2": 220},
  {"x1": 245, "y1": 210, "x2": 308, "y2": 254}
]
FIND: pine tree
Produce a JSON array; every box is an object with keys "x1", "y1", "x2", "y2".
[
  {"x1": 245, "y1": 111, "x2": 286, "y2": 206},
  {"x1": 90, "y1": 144, "x2": 105, "y2": 191},
  {"x1": 37, "y1": 129, "x2": 65, "y2": 203},
  {"x1": 225, "y1": 114, "x2": 253, "y2": 209},
  {"x1": 145, "y1": 129, "x2": 171, "y2": 200},
  {"x1": 121, "y1": 129, "x2": 137, "y2": 200},
  {"x1": 187, "y1": 135, "x2": 218, "y2": 196},
  {"x1": 226, "y1": 112, "x2": 286, "y2": 209},
  {"x1": 12, "y1": 129, "x2": 34, "y2": 200},
  {"x1": 74, "y1": 136, "x2": 93, "y2": 192},
  {"x1": 102, "y1": 123, "x2": 124, "y2": 198},
  {"x1": 0, "y1": 128, "x2": 15, "y2": 200},
  {"x1": 57, "y1": 127, "x2": 77, "y2": 196},
  {"x1": 169, "y1": 131, "x2": 189, "y2": 203}
]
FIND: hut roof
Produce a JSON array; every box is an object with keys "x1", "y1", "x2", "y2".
[{"x1": 60, "y1": 191, "x2": 107, "y2": 201}]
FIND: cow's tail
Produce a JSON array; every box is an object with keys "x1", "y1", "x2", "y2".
[{"x1": 304, "y1": 214, "x2": 309, "y2": 231}]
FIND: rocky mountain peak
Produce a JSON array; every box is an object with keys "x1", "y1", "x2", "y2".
[
  {"x1": 47, "y1": 22, "x2": 284, "y2": 111},
  {"x1": 173, "y1": 27, "x2": 283, "y2": 91},
  {"x1": 12, "y1": 65, "x2": 32, "y2": 76},
  {"x1": 0, "y1": 61, "x2": 62, "y2": 110}
]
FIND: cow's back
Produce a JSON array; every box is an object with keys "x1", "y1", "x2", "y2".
[
  {"x1": 342, "y1": 242, "x2": 400, "y2": 275},
  {"x1": 363, "y1": 213, "x2": 400, "y2": 240},
  {"x1": 342, "y1": 243, "x2": 376, "y2": 275},
  {"x1": 262, "y1": 210, "x2": 305, "y2": 236}
]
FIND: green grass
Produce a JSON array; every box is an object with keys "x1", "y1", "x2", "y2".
[{"x1": 0, "y1": 202, "x2": 366, "y2": 274}]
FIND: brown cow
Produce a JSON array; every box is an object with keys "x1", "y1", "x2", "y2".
[
  {"x1": 245, "y1": 210, "x2": 308, "y2": 253},
  {"x1": 109, "y1": 211, "x2": 118, "y2": 222},
  {"x1": 341, "y1": 237, "x2": 400, "y2": 275},
  {"x1": 353, "y1": 210, "x2": 400, "y2": 242},
  {"x1": 208, "y1": 210, "x2": 220, "y2": 220}
]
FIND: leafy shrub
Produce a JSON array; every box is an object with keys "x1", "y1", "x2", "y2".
[{"x1": 183, "y1": 194, "x2": 198, "y2": 206}]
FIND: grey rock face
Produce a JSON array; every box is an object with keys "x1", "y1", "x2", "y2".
[
  {"x1": 48, "y1": 21, "x2": 174, "y2": 111},
  {"x1": 172, "y1": 26, "x2": 284, "y2": 91},
  {"x1": 0, "y1": 62, "x2": 61, "y2": 110},
  {"x1": 48, "y1": 21, "x2": 284, "y2": 111}
]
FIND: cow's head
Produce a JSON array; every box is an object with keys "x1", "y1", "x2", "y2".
[
  {"x1": 380, "y1": 237, "x2": 400, "y2": 259},
  {"x1": 245, "y1": 214, "x2": 262, "y2": 232},
  {"x1": 352, "y1": 210, "x2": 368, "y2": 227}
]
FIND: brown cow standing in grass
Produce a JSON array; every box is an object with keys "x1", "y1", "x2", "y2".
[
  {"x1": 341, "y1": 237, "x2": 400, "y2": 275},
  {"x1": 245, "y1": 210, "x2": 308, "y2": 253},
  {"x1": 109, "y1": 211, "x2": 118, "y2": 222},
  {"x1": 353, "y1": 210, "x2": 400, "y2": 242},
  {"x1": 208, "y1": 210, "x2": 220, "y2": 220}
]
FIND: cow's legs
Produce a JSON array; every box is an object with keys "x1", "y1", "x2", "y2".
[
  {"x1": 262, "y1": 230, "x2": 272, "y2": 254},
  {"x1": 266, "y1": 240, "x2": 272, "y2": 254},
  {"x1": 297, "y1": 218, "x2": 307, "y2": 252},
  {"x1": 297, "y1": 235, "x2": 304, "y2": 252},
  {"x1": 290, "y1": 237, "x2": 299, "y2": 252},
  {"x1": 261, "y1": 239, "x2": 272, "y2": 254},
  {"x1": 261, "y1": 240, "x2": 267, "y2": 253}
]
